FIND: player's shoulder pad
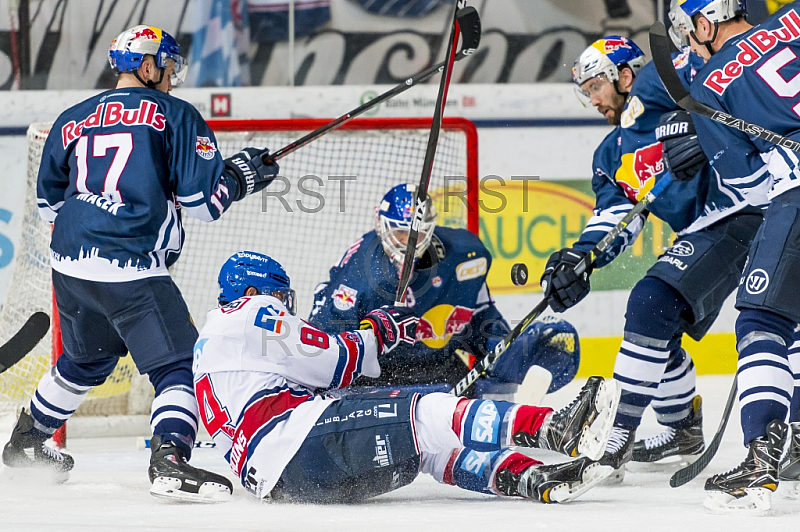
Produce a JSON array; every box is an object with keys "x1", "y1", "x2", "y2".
[
  {"x1": 336, "y1": 231, "x2": 374, "y2": 269},
  {"x1": 435, "y1": 226, "x2": 491, "y2": 261}
]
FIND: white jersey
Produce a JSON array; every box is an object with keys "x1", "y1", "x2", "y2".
[{"x1": 192, "y1": 294, "x2": 380, "y2": 497}]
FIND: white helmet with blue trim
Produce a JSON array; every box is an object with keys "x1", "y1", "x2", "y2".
[{"x1": 108, "y1": 25, "x2": 188, "y2": 87}]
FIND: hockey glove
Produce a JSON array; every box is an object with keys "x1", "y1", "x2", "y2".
[
  {"x1": 540, "y1": 248, "x2": 592, "y2": 313},
  {"x1": 360, "y1": 305, "x2": 418, "y2": 356},
  {"x1": 656, "y1": 111, "x2": 707, "y2": 182},
  {"x1": 224, "y1": 147, "x2": 280, "y2": 201}
]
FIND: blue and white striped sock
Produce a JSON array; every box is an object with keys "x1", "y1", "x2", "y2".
[
  {"x1": 29, "y1": 366, "x2": 91, "y2": 436},
  {"x1": 151, "y1": 384, "x2": 199, "y2": 456},
  {"x1": 651, "y1": 348, "x2": 697, "y2": 427}
]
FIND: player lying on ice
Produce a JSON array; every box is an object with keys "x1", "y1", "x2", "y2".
[
  {"x1": 192, "y1": 251, "x2": 622, "y2": 503},
  {"x1": 309, "y1": 183, "x2": 580, "y2": 403}
]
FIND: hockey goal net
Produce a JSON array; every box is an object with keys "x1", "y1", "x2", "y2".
[{"x1": 0, "y1": 117, "x2": 478, "y2": 421}]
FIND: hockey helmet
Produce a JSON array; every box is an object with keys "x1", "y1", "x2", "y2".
[
  {"x1": 668, "y1": 0, "x2": 695, "y2": 48},
  {"x1": 672, "y1": 0, "x2": 747, "y2": 50},
  {"x1": 572, "y1": 36, "x2": 646, "y2": 87},
  {"x1": 108, "y1": 25, "x2": 188, "y2": 87},
  {"x1": 218, "y1": 251, "x2": 296, "y2": 314},
  {"x1": 375, "y1": 183, "x2": 437, "y2": 269}
]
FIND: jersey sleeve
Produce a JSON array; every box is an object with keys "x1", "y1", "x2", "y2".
[
  {"x1": 571, "y1": 139, "x2": 646, "y2": 268},
  {"x1": 308, "y1": 238, "x2": 369, "y2": 333},
  {"x1": 36, "y1": 122, "x2": 71, "y2": 223},
  {"x1": 169, "y1": 105, "x2": 236, "y2": 222}
]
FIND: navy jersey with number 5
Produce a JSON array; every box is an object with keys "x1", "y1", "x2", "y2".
[
  {"x1": 690, "y1": 4, "x2": 800, "y2": 204},
  {"x1": 37, "y1": 87, "x2": 235, "y2": 282}
]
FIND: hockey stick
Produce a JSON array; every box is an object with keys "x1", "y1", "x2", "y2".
[
  {"x1": 452, "y1": 175, "x2": 674, "y2": 396},
  {"x1": 137, "y1": 437, "x2": 216, "y2": 450},
  {"x1": 396, "y1": 1, "x2": 472, "y2": 305},
  {"x1": 669, "y1": 378, "x2": 737, "y2": 488},
  {"x1": 0, "y1": 311, "x2": 50, "y2": 374},
  {"x1": 261, "y1": 7, "x2": 480, "y2": 165},
  {"x1": 649, "y1": 21, "x2": 800, "y2": 153}
]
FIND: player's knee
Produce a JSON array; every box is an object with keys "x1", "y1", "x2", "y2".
[
  {"x1": 147, "y1": 358, "x2": 193, "y2": 395},
  {"x1": 735, "y1": 308, "x2": 795, "y2": 349},
  {"x1": 55, "y1": 354, "x2": 119, "y2": 387},
  {"x1": 626, "y1": 277, "x2": 691, "y2": 337}
]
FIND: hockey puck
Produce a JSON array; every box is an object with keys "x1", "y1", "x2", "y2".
[{"x1": 510, "y1": 263, "x2": 528, "y2": 286}]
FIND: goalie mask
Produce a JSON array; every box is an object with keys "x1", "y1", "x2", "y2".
[
  {"x1": 572, "y1": 36, "x2": 646, "y2": 106},
  {"x1": 375, "y1": 183, "x2": 437, "y2": 270},
  {"x1": 108, "y1": 25, "x2": 188, "y2": 87},
  {"x1": 218, "y1": 251, "x2": 296, "y2": 315}
]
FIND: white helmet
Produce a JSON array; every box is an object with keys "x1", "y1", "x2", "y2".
[
  {"x1": 108, "y1": 25, "x2": 188, "y2": 87},
  {"x1": 668, "y1": 0, "x2": 695, "y2": 48},
  {"x1": 572, "y1": 36, "x2": 647, "y2": 86},
  {"x1": 375, "y1": 183, "x2": 437, "y2": 269},
  {"x1": 677, "y1": 0, "x2": 746, "y2": 23}
]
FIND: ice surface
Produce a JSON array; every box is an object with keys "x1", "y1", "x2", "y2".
[{"x1": 1, "y1": 376, "x2": 797, "y2": 531}]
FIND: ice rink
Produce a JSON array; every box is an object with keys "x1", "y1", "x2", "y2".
[{"x1": 1, "y1": 375, "x2": 798, "y2": 531}]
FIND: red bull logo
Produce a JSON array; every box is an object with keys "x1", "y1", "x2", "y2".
[
  {"x1": 602, "y1": 38, "x2": 630, "y2": 52},
  {"x1": 632, "y1": 142, "x2": 664, "y2": 187},
  {"x1": 196, "y1": 136, "x2": 218, "y2": 160},
  {"x1": 417, "y1": 304, "x2": 474, "y2": 349},
  {"x1": 133, "y1": 27, "x2": 159, "y2": 41}
]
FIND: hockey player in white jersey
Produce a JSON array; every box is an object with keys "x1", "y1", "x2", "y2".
[{"x1": 193, "y1": 251, "x2": 622, "y2": 503}]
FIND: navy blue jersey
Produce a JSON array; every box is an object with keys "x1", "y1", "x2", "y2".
[
  {"x1": 690, "y1": 4, "x2": 800, "y2": 207},
  {"x1": 572, "y1": 51, "x2": 708, "y2": 266},
  {"x1": 37, "y1": 87, "x2": 236, "y2": 282},
  {"x1": 309, "y1": 227, "x2": 507, "y2": 377}
]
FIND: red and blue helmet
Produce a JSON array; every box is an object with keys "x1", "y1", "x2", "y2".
[
  {"x1": 218, "y1": 251, "x2": 296, "y2": 314},
  {"x1": 572, "y1": 36, "x2": 646, "y2": 87},
  {"x1": 108, "y1": 25, "x2": 188, "y2": 87},
  {"x1": 671, "y1": 0, "x2": 747, "y2": 46},
  {"x1": 375, "y1": 184, "x2": 437, "y2": 269}
]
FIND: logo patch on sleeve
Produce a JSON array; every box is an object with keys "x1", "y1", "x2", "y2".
[
  {"x1": 332, "y1": 284, "x2": 358, "y2": 310},
  {"x1": 196, "y1": 136, "x2": 218, "y2": 160},
  {"x1": 456, "y1": 257, "x2": 487, "y2": 281}
]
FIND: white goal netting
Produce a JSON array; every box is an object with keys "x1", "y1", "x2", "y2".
[{"x1": 0, "y1": 118, "x2": 478, "y2": 418}]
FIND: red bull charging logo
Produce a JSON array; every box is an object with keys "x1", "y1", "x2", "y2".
[
  {"x1": 416, "y1": 304, "x2": 474, "y2": 349},
  {"x1": 632, "y1": 142, "x2": 664, "y2": 187},
  {"x1": 602, "y1": 38, "x2": 630, "y2": 52},
  {"x1": 133, "y1": 27, "x2": 160, "y2": 41}
]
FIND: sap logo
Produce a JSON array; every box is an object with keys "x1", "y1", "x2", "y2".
[
  {"x1": 471, "y1": 401, "x2": 499, "y2": 443},
  {"x1": 461, "y1": 450, "x2": 493, "y2": 476},
  {"x1": 655, "y1": 122, "x2": 688, "y2": 139},
  {"x1": 669, "y1": 240, "x2": 695, "y2": 257},
  {"x1": 373, "y1": 434, "x2": 390, "y2": 468},
  {"x1": 745, "y1": 268, "x2": 770, "y2": 295},
  {"x1": 658, "y1": 255, "x2": 688, "y2": 271}
]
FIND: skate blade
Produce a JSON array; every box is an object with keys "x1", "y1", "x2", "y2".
[
  {"x1": 600, "y1": 466, "x2": 625, "y2": 485},
  {"x1": 778, "y1": 480, "x2": 800, "y2": 500},
  {"x1": 577, "y1": 379, "x2": 621, "y2": 461},
  {"x1": 150, "y1": 476, "x2": 232, "y2": 503},
  {"x1": 703, "y1": 488, "x2": 772, "y2": 515},
  {"x1": 546, "y1": 463, "x2": 614, "y2": 503}
]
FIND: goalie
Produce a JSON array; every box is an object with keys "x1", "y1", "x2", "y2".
[
  {"x1": 193, "y1": 251, "x2": 622, "y2": 503},
  {"x1": 309, "y1": 183, "x2": 580, "y2": 400}
]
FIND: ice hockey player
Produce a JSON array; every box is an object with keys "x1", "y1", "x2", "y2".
[
  {"x1": 308, "y1": 183, "x2": 581, "y2": 401},
  {"x1": 2, "y1": 25, "x2": 279, "y2": 501},
  {"x1": 545, "y1": 27, "x2": 763, "y2": 482},
  {"x1": 666, "y1": 0, "x2": 800, "y2": 514},
  {"x1": 193, "y1": 251, "x2": 622, "y2": 504}
]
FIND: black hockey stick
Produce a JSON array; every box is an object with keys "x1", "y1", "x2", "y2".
[
  {"x1": 0, "y1": 311, "x2": 50, "y2": 374},
  {"x1": 396, "y1": 1, "x2": 474, "y2": 305},
  {"x1": 260, "y1": 7, "x2": 481, "y2": 165},
  {"x1": 670, "y1": 379, "x2": 737, "y2": 487},
  {"x1": 452, "y1": 175, "x2": 674, "y2": 396},
  {"x1": 649, "y1": 21, "x2": 800, "y2": 153}
]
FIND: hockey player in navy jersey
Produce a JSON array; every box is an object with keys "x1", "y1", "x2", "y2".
[
  {"x1": 665, "y1": 0, "x2": 800, "y2": 513},
  {"x1": 544, "y1": 27, "x2": 763, "y2": 482},
  {"x1": 193, "y1": 251, "x2": 622, "y2": 504},
  {"x1": 2, "y1": 25, "x2": 279, "y2": 501},
  {"x1": 308, "y1": 183, "x2": 581, "y2": 401}
]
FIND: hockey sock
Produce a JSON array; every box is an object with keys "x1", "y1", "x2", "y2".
[
  {"x1": 451, "y1": 398, "x2": 552, "y2": 451},
  {"x1": 736, "y1": 309, "x2": 795, "y2": 444},
  {"x1": 28, "y1": 355, "x2": 117, "y2": 436},
  {"x1": 422, "y1": 448, "x2": 540, "y2": 494},
  {"x1": 613, "y1": 277, "x2": 690, "y2": 429},
  {"x1": 149, "y1": 364, "x2": 198, "y2": 458},
  {"x1": 651, "y1": 348, "x2": 697, "y2": 428}
]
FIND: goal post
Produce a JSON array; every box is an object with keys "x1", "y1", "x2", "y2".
[{"x1": 0, "y1": 117, "x2": 479, "y2": 435}]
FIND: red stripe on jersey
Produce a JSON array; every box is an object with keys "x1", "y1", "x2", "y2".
[
  {"x1": 442, "y1": 448, "x2": 461, "y2": 486},
  {"x1": 337, "y1": 333, "x2": 361, "y2": 388},
  {"x1": 510, "y1": 405, "x2": 553, "y2": 442},
  {"x1": 451, "y1": 397, "x2": 471, "y2": 439},
  {"x1": 230, "y1": 388, "x2": 311, "y2": 476}
]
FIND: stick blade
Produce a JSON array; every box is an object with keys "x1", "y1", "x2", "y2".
[
  {"x1": 456, "y1": 6, "x2": 481, "y2": 57},
  {"x1": 0, "y1": 312, "x2": 50, "y2": 374},
  {"x1": 649, "y1": 21, "x2": 690, "y2": 105}
]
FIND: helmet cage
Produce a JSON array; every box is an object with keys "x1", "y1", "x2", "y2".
[{"x1": 375, "y1": 184, "x2": 437, "y2": 269}]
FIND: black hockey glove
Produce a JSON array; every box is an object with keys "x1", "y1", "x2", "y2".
[
  {"x1": 224, "y1": 147, "x2": 280, "y2": 201},
  {"x1": 360, "y1": 305, "x2": 418, "y2": 356},
  {"x1": 655, "y1": 111, "x2": 708, "y2": 182},
  {"x1": 540, "y1": 248, "x2": 592, "y2": 313}
]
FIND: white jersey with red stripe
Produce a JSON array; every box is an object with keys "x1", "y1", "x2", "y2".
[{"x1": 191, "y1": 294, "x2": 381, "y2": 495}]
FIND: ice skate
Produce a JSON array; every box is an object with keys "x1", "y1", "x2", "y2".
[
  {"x1": 778, "y1": 422, "x2": 800, "y2": 499},
  {"x1": 703, "y1": 419, "x2": 786, "y2": 515},
  {"x1": 1, "y1": 408, "x2": 73, "y2": 483},
  {"x1": 148, "y1": 435, "x2": 233, "y2": 503},
  {"x1": 496, "y1": 456, "x2": 613, "y2": 503},
  {"x1": 598, "y1": 426, "x2": 635, "y2": 484},
  {"x1": 632, "y1": 395, "x2": 705, "y2": 464},
  {"x1": 517, "y1": 376, "x2": 620, "y2": 460}
]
